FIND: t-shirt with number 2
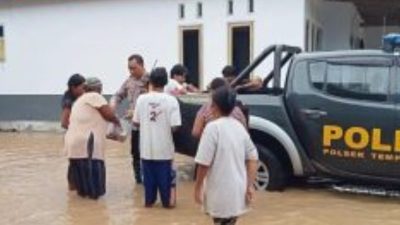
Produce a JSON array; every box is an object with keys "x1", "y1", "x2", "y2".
[{"x1": 133, "y1": 92, "x2": 182, "y2": 160}]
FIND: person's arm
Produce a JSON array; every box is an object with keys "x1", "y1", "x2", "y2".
[
  {"x1": 170, "y1": 88, "x2": 186, "y2": 96},
  {"x1": 177, "y1": 88, "x2": 187, "y2": 95},
  {"x1": 235, "y1": 77, "x2": 263, "y2": 92},
  {"x1": 235, "y1": 83, "x2": 250, "y2": 91},
  {"x1": 187, "y1": 84, "x2": 199, "y2": 92},
  {"x1": 193, "y1": 124, "x2": 217, "y2": 204},
  {"x1": 109, "y1": 80, "x2": 128, "y2": 111},
  {"x1": 194, "y1": 164, "x2": 209, "y2": 204},
  {"x1": 245, "y1": 159, "x2": 258, "y2": 204},
  {"x1": 192, "y1": 114, "x2": 206, "y2": 139},
  {"x1": 244, "y1": 136, "x2": 259, "y2": 205},
  {"x1": 60, "y1": 107, "x2": 71, "y2": 129},
  {"x1": 132, "y1": 96, "x2": 142, "y2": 128},
  {"x1": 98, "y1": 105, "x2": 121, "y2": 127},
  {"x1": 170, "y1": 98, "x2": 182, "y2": 132},
  {"x1": 192, "y1": 104, "x2": 208, "y2": 139},
  {"x1": 86, "y1": 93, "x2": 120, "y2": 126}
]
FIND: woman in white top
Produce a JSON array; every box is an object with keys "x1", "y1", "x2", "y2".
[{"x1": 64, "y1": 77, "x2": 120, "y2": 199}]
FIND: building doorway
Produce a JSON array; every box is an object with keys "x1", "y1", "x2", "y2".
[
  {"x1": 228, "y1": 22, "x2": 253, "y2": 77},
  {"x1": 305, "y1": 19, "x2": 323, "y2": 52},
  {"x1": 180, "y1": 26, "x2": 202, "y2": 88}
]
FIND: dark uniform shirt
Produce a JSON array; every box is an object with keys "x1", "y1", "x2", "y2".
[{"x1": 61, "y1": 91, "x2": 76, "y2": 109}]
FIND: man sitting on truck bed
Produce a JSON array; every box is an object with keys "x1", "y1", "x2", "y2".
[{"x1": 222, "y1": 65, "x2": 263, "y2": 93}]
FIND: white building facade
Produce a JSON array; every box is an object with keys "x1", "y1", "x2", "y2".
[
  {"x1": 1, "y1": 0, "x2": 384, "y2": 94},
  {"x1": 0, "y1": 0, "x2": 397, "y2": 123}
]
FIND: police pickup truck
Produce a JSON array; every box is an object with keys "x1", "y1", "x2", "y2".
[{"x1": 175, "y1": 35, "x2": 400, "y2": 191}]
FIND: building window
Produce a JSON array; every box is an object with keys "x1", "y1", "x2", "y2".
[
  {"x1": 180, "y1": 27, "x2": 202, "y2": 88},
  {"x1": 311, "y1": 24, "x2": 316, "y2": 51},
  {"x1": 249, "y1": 0, "x2": 254, "y2": 13},
  {"x1": 228, "y1": 23, "x2": 253, "y2": 78},
  {"x1": 197, "y1": 2, "x2": 203, "y2": 18},
  {"x1": 316, "y1": 27, "x2": 323, "y2": 51},
  {"x1": 228, "y1": 0, "x2": 233, "y2": 15},
  {"x1": 179, "y1": 4, "x2": 185, "y2": 19},
  {"x1": 305, "y1": 20, "x2": 310, "y2": 51},
  {"x1": 0, "y1": 26, "x2": 4, "y2": 62},
  {"x1": 306, "y1": 21, "x2": 323, "y2": 52}
]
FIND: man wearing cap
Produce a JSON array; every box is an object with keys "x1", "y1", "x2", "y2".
[{"x1": 110, "y1": 54, "x2": 149, "y2": 184}]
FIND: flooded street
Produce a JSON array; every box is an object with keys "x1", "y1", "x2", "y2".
[{"x1": 1, "y1": 133, "x2": 400, "y2": 225}]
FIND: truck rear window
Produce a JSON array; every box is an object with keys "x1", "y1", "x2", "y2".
[{"x1": 309, "y1": 62, "x2": 390, "y2": 102}]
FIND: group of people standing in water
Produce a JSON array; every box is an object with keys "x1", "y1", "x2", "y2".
[{"x1": 60, "y1": 54, "x2": 258, "y2": 225}]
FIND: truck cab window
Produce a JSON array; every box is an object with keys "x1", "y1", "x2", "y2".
[
  {"x1": 325, "y1": 64, "x2": 390, "y2": 102},
  {"x1": 309, "y1": 62, "x2": 326, "y2": 90}
]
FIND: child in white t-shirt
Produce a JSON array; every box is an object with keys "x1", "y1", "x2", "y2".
[
  {"x1": 194, "y1": 86, "x2": 258, "y2": 225},
  {"x1": 164, "y1": 64, "x2": 198, "y2": 96},
  {"x1": 133, "y1": 67, "x2": 182, "y2": 208}
]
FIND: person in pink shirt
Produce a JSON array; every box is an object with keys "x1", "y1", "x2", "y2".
[{"x1": 192, "y1": 78, "x2": 247, "y2": 139}]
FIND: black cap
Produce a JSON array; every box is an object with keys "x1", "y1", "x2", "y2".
[{"x1": 67, "y1": 74, "x2": 85, "y2": 87}]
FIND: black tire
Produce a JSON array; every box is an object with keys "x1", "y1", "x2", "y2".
[{"x1": 256, "y1": 143, "x2": 288, "y2": 191}]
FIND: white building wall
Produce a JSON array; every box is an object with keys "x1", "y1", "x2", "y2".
[
  {"x1": 364, "y1": 26, "x2": 400, "y2": 49},
  {"x1": 0, "y1": 0, "x2": 305, "y2": 94},
  {"x1": 305, "y1": 0, "x2": 363, "y2": 51},
  {"x1": 181, "y1": 0, "x2": 306, "y2": 88},
  {"x1": 320, "y1": 1, "x2": 363, "y2": 51}
]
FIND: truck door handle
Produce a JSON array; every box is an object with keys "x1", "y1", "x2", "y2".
[{"x1": 301, "y1": 109, "x2": 327, "y2": 119}]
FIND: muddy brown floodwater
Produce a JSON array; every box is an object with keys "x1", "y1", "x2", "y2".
[{"x1": 1, "y1": 133, "x2": 400, "y2": 225}]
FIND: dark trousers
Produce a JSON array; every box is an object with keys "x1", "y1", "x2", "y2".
[
  {"x1": 131, "y1": 130, "x2": 141, "y2": 183},
  {"x1": 67, "y1": 162, "x2": 76, "y2": 190},
  {"x1": 142, "y1": 159, "x2": 172, "y2": 208},
  {"x1": 69, "y1": 159, "x2": 106, "y2": 199},
  {"x1": 213, "y1": 217, "x2": 238, "y2": 225}
]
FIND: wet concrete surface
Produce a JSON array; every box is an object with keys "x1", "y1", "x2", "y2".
[{"x1": 1, "y1": 132, "x2": 400, "y2": 225}]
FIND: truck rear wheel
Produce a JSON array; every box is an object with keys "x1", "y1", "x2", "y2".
[{"x1": 255, "y1": 144, "x2": 288, "y2": 191}]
